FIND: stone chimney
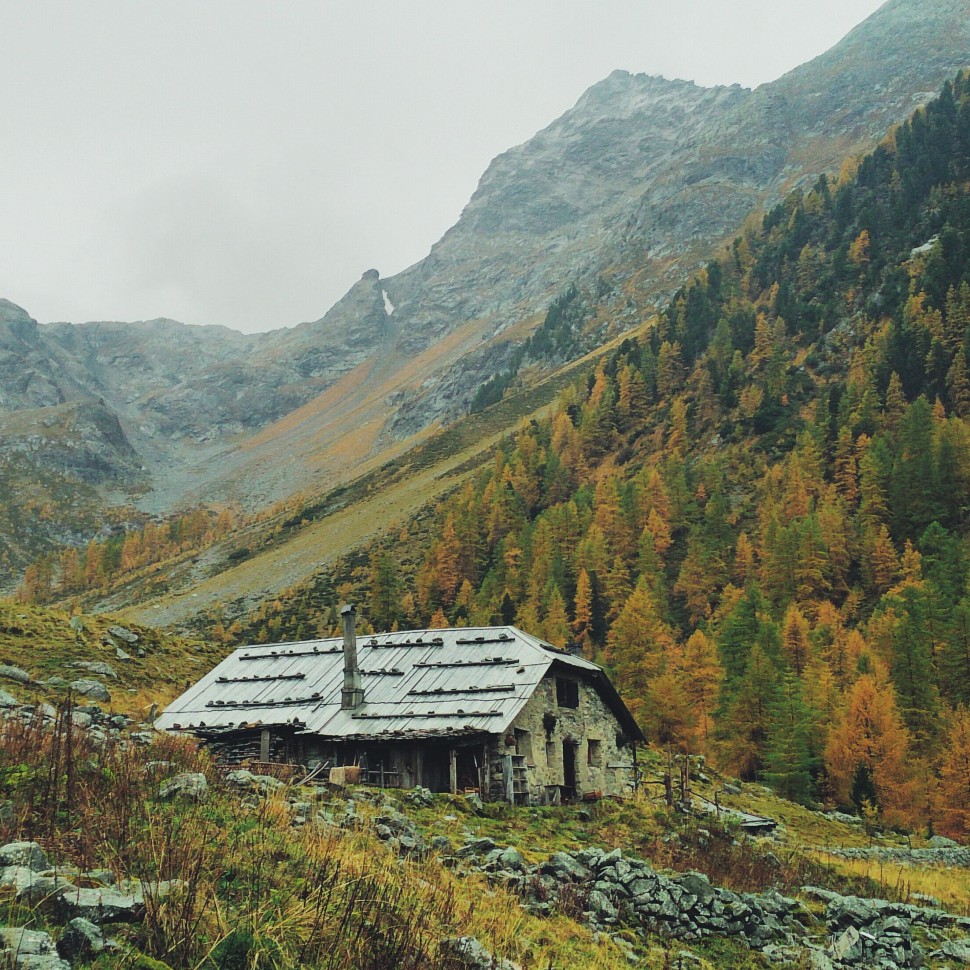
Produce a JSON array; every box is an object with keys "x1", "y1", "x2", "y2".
[{"x1": 340, "y1": 604, "x2": 364, "y2": 710}]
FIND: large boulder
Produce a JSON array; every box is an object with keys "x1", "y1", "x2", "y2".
[
  {"x1": 937, "y1": 939, "x2": 970, "y2": 964},
  {"x1": 0, "y1": 665, "x2": 31, "y2": 685},
  {"x1": 107, "y1": 625, "x2": 139, "y2": 644},
  {"x1": 55, "y1": 918, "x2": 104, "y2": 962},
  {"x1": 0, "y1": 842, "x2": 48, "y2": 871},
  {"x1": 439, "y1": 936, "x2": 520, "y2": 970},
  {"x1": 55, "y1": 887, "x2": 145, "y2": 924},
  {"x1": 0, "y1": 867, "x2": 75, "y2": 905},
  {"x1": 69, "y1": 679, "x2": 111, "y2": 703},
  {"x1": 0, "y1": 928, "x2": 70, "y2": 969},
  {"x1": 71, "y1": 661, "x2": 117, "y2": 679},
  {"x1": 537, "y1": 852, "x2": 590, "y2": 882},
  {"x1": 158, "y1": 772, "x2": 208, "y2": 800}
]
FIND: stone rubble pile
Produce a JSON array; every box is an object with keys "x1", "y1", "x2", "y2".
[
  {"x1": 450, "y1": 836, "x2": 970, "y2": 967},
  {"x1": 462, "y1": 841, "x2": 807, "y2": 950},
  {"x1": 823, "y1": 835, "x2": 970, "y2": 869},
  {"x1": 0, "y1": 840, "x2": 181, "y2": 968}
]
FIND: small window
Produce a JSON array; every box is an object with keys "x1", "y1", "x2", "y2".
[
  {"x1": 556, "y1": 676, "x2": 579, "y2": 708},
  {"x1": 587, "y1": 739, "x2": 603, "y2": 767}
]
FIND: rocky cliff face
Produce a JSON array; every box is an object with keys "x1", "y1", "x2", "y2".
[
  {"x1": 2, "y1": 0, "x2": 969, "y2": 582},
  {"x1": 376, "y1": 0, "x2": 970, "y2": 423}
]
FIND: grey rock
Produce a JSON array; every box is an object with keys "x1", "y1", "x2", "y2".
[
  {"x1": 0, "y1": 927, "x2": 70, "y2": 969},
  {"x1": 463, "y1": 791, "x2": 485, "y2": 814},
  {"x1": 438, "y1": 936, "x2": 519, "y2": 970},
  {"x1": 0, "y1": 842, "x2": 48, "y2": 871},
  {"x1": 71, "y1": 711, "x2": 92, "y2": 728},
  {"x1": 71, "y1": 661, "x2": 117, "y2": 679},
  {"x1": 107, "y1": 625, "x2": 139, "y2": 644},
  {"x1": 586, "y1": 889, "x2": 618, "y2": 922},
  {"x1": 0, "y1": 689, "x2": 19, "y2": 707},
  {"x1": 69, "y1": 679, "x2": 110, "y2": 702},
  {"x1": 406, "y1": 785, "x2": 434, "y2": 807},
  {"x1": 826, "y1": 894, "x2": 881, "y2": 929},
  {"x1": 806, "y1": 949, "x2": 836, "y2": 970},
  {"x1": 938, "y1": 939, "x2": 970, "y2": 963},
  {"x1": 721, "y1": 783, "x2": 742, "y2": 795},
  {"x1": 498, "y1": 846, "x2": 527, "y2": 872},
  {"x1": 115, "y1": 647, "x2": 132, "y2": 661},
  {"x1": 673, "y1": 872, "x2": 716, "y2": 904},
  {"x1": 801, "y1": 886, "x2": 841, "y2": 904},
  {"x1": 629, "y1": 876, "x2": 658, "y2": 899},
  {"x1": 225, "y1": 769, "x2": 256, "y2": 788},
  {"x1": 539, "y1": 852, "x2": 590, "y2": 882},
  {"x1": 0, "y1": 665, "x2": 31, "y2": 684},
  {"x1": 114, "y1": 877, "x2": 181, "y2": 903},
  {"x1": 158, "y1": 772, "x2": 208, "y2": 800},
  {"x1": 84, "y1": 869, "x2": 116, "y2": 886},
  {"x1": 821, "y1": 811, "x2": 863, "y2": 826},
  {"x1": 457, "y1": 837, "x2": 498, "y2": 858},
  {"x1": 252, "y1": 774, "x2": 285, "y2": 792},
  {"x1": 55, "y1": 918, "x2": 104, "y2": 961},
  {"x1": 0, "y1": 867, "x2": 75, "y2": 904},
  {"x1": 55, "y1": 886, "x2": 145, "y2": 924}
]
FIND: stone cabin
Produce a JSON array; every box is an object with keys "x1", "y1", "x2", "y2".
[{"x1": 155, "y1": 606, "x2": 644, "y2": 803}]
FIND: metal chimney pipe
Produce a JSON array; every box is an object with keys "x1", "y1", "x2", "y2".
[{"x1": 340, "y1": 604, "x2": 364, "y2": 710}]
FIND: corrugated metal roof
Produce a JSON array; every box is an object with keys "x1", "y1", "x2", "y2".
[{"x1": 155, "y1": 625, "x2": 623, "y2": 741}]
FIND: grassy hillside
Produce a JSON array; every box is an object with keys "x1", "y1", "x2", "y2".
[
  {"x1": 13, "y1": 328, "x2": 637, "y2": 630},
  {"x1": 4, "y1": 698, "x2": 970, "y2": 970},
  {"x1": 0, "y1": 601, "x2": 221, "y2": 715},
  {"x1": 215, "y1": 72, "x2": 970, "y2": 836}
]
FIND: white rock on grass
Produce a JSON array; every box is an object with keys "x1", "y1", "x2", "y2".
[
  {"x1": 0, "y1": 842, "x2": 49, "y2": 871},
  {"x1": 158, "y1": 772, "x2": 208, "y2": 800},
  {"x1": 0, "y1": 927, "x2": 70, "y2": 969},
  {"x1": 69, "y1": 679, "x2": 111, "y2": 703}
]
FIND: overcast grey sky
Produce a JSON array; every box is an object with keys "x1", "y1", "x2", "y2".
[{"x1": 0, "y1": 1, "x2": 886, "y2": 334}]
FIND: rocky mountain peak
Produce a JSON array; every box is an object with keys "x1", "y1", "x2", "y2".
[
  {"x1": 5, "y1": 0, "x2": 970, "y2": 584},
  {"x1": 0, "y1": 300, "x2": 38, "y2": 343}
]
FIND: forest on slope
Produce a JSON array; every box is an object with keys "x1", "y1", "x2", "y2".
[{"x1": 225, "y1": 72, "x2": 970, "y2": 836}]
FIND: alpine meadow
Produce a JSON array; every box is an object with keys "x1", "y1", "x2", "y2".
[{"x1": 6, "y1": 4, "x2": 970, "y2": 969}]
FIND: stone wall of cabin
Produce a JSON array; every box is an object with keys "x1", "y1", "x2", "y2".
[{"x1": 500, "y1": 673, "x2": 632, "y2": 800}]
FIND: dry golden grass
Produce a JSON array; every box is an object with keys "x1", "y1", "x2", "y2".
[
  {"x1": 807, "y1": 850, "x2": 970, "y2": 915},
  {"x1": 242, "y1": 358, "x2": 380, "y2": 450},
  {"x1": 0, "y1": 600, "x2": 219, "y2": 717}
]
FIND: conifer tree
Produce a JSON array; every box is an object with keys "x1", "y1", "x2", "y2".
[
  {"x1": 719, "y1": 643, "x2": 780, "y2": 780},
  {"x1": 824, "y1": 674, "x2": 915, "y2": 826},
  {"x1": 571, "y1": 567, "x2": 595, "y2": 656},
  {"x1": 605, "y1": 577, "x2": 678, "y2": 722},
  {"x1": 782, "y1": 605, "x2": 812, "y2": 676},
  {"x1": 937, "y1": 706, "x2": 970, "y2": 839},
  {"x1": 762, "y1": 673, "x2": 818, "y2": 804}
]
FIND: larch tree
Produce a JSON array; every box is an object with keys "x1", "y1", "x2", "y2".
[
  {"x1": 824, "y1": 673, "x2": 916, "y2": 827},
  {"x1": 605, "y1": 577, "x2": 679, "y2": 724},
  {"x1": 936, "y1": 706, "x2": 970, "y2": 839},
  {"x1": 572, "y1": 567, "x2": 595, "y2": 656}
]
